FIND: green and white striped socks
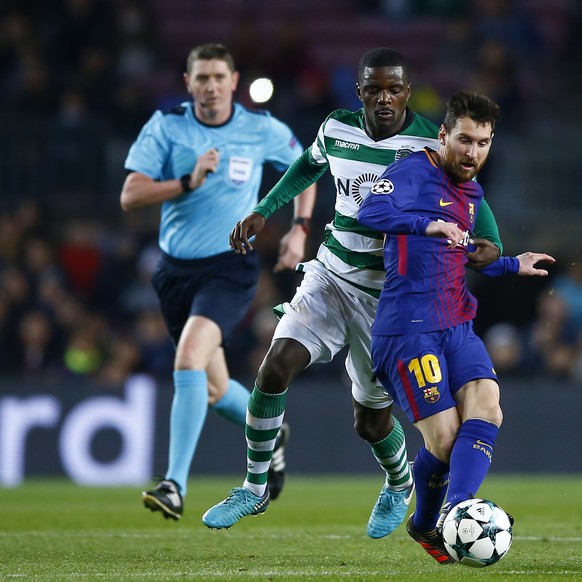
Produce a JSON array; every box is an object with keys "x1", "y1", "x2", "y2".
[
  {"x1": 370, "y1": 416, "x2": 412, "y2": 490},
  {"x1": 243, "y1": 386, "x2": 287, "y2": 497}
]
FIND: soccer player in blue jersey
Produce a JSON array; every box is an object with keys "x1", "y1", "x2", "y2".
[
  {"x1": 120, "y1": 43, "x2": 316, "y2": 520},
  {"x1": 358, "y1": 90, "x2": 554, "y2": 563}
]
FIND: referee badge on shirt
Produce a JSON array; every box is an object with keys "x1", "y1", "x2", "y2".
[
  {"x1": 423, "y1": 386, "x2": 440, "y2": 404},
  {"x1": 229, "y1": 156, "x2": 252, "y2": 185}
]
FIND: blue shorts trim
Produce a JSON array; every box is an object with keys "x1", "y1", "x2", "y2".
[
  {"x1": 371, "y1": 321, "x2": 497, "y2": 423},
  {"x1": 152, "y1": 250, "x2": 259, "y2": 346}
]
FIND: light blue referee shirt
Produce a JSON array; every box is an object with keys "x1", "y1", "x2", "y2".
[{"x1": 124, "y1": 102, "x2": 303, "y2": 259}]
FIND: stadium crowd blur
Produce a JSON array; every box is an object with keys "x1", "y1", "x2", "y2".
[{"x1": 1, "y1": 0, "x2": 582, "y2": 387}]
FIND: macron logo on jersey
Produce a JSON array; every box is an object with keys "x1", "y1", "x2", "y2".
[{"x1": 335, "y1": 139, "x2": 360, "y2": 150}]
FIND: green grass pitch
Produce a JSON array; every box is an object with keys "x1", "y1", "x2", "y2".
[{"x1": 1, "y1": 475, "x2": 581, "y2": 581}]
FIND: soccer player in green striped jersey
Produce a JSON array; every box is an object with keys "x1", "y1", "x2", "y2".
[{"x1": 202, "y1": 48, "x2": 503, "y2": 534}]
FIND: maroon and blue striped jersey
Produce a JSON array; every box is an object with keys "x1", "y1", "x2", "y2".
[{"x1": 358, "y1": 148, "x2": 483, "y2": 335}]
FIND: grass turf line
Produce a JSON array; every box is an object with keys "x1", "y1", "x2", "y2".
[{"x1": 0, "y1": 475, "x2": 581, "y2": 581}]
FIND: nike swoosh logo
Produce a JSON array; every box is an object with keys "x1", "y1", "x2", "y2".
[
  {"x1": 439, "y1": 199, "x2": 454, "y2": 207},
  {"x1": 476, "y1": 440, "x2": 493, "y2": 450}
]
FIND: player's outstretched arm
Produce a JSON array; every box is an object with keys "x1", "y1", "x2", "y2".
[
  {"x1": 229, "y1": 212, "x2": 266, "y2": 255},
  {"x1": 515, "y1": 252, "x2": 555, "y2": 276},
  {"x1": 476, "y1": 252, "x2": 555, "y2": 277}
]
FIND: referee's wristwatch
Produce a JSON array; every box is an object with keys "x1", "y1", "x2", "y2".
[{"x1": 180, "y1": 174, "x2": 193, "y2": 193}]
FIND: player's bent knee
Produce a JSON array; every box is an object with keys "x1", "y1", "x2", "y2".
[
  {"x1": 257, "y1": 339, "x2": 310, "y2": 391},
  {"x1": 256, "y1": 358, "x2": 288, "y2": 392},
  {"x1": 478, "y1": 405, "x2": 503, "y2": 427},
  {"x1": 417, "y1": 410, "x2": 460, "y2": 462},
  {"x1": 426, "y1": 431, "x2": 457, "y2": 462},
  {"x1": 256, "y1": 354, "x2": 297, "y2": 393},
  {"x1": 467, "y1": 394, "x2": 503, "y2": 426},
  {"x1": 353, "y1": 403, "x2": 393, "y2": 443}
]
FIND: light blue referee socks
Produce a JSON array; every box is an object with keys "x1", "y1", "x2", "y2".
[
  {"x1": 211, "y1": 379, "x2": 251, "y2": 426},
  {"x1": 166, "y1": 369, "x2": 208, "y2": 495}
]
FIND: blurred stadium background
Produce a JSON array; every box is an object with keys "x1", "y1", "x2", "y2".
[{"x1": 1, "y1": 0, "x2": 581, "y2": 486}]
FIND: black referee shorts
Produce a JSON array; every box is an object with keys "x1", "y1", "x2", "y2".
[{"x1": 151, "y1": 250, "x2": 260, "y2": 347}]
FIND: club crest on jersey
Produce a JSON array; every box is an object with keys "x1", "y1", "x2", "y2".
[
  {"x1": 371, "y1": 179, "x2": 394, "y2": 195},
  {"x1": 469, "y1": 202, "x2": 475, "y2": 223},
  {"x1": 423, "y1": 386, "x2": 440, "y2": 404},
  {"x1": 229, "y1": 156, "x2": 252, "y2": 185},
  {"x1": 395, "y1": 146, "x2": 415, "y2": 161}
]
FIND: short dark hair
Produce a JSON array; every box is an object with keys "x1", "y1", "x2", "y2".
[
  {"x1": 186, "y1": 43, "x2": 236, "y2": 74},
  {"x1": 443, "y1": 90, "x2": 501, "y2": 133},
  {"x1": 358, "y1": 48, "x2": 409, "y2": 83}
]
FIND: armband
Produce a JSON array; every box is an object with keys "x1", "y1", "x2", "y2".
[{"x1": 292, "y1": 217, "x2": 311, "y2": 235}]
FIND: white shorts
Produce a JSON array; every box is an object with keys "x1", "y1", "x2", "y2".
[{"x1": 273, "y1": 262, "x2": 392, "y2": 409}]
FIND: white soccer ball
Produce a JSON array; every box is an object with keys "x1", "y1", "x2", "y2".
[{"x1": 441, "y1": 498, "x2": 513, "y2": 568}]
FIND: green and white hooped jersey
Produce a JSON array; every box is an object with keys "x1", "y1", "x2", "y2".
[{"x1": 309, "y1": 108, "x2": 439, "y2": 298}]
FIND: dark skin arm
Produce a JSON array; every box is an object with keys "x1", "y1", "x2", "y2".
[
  {"x1": 229, "y1": 212, "x2": 266, "y2": 254},
  {"x1": 467, "y1": 238, "x2": 501, "y2": 269}
]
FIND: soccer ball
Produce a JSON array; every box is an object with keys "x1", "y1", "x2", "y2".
[{"x1": 441, "y1": 498, "x2": 513, "y2": 568}]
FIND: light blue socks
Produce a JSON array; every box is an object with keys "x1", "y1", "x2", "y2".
[
  {"x1": 166, "y1": 370, "x2": 208, "y2": 495},
  {"x1": 166, "y1": 374, "x2": 251, "y2": 495},
  {"x1": 211, "y1": 379, "x2": 251, "y2": 426}
]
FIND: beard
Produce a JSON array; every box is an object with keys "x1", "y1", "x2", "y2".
[{"x1": 441, "y1": 148, "x2": 483, "y2": 183}]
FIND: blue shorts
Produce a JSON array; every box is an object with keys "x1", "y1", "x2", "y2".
[
  {"x1": 151, "y1": 250, "x2": 260, "y2": 347},
  {"x1": 371, "y1": 321, "x2": 498, "y2": 423}
]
